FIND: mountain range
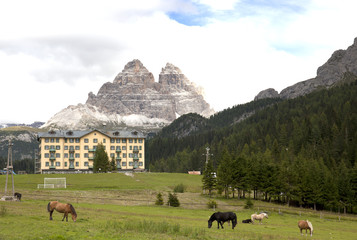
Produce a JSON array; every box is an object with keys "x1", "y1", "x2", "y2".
[{"x1": 42, "y1": 60, "x2": 214, "y2": 130}]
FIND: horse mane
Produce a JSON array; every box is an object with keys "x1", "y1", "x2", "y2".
[
  {"x1": 69, "y1": 204, "x2": 77, "y2": 217},
  {"x1": 47, "y1": 202, "x2": 51, "y2": 212},
  {"x1": 306, "y1": 220, "x2": 313, "y2": 231}
]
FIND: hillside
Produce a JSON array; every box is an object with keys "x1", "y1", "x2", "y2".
[{"x1": 147, "y1": 80, "x2": 357, "y2": 213}]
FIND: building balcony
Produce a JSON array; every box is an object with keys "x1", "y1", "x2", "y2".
[
  {"x1": 69, "y1": 166, "x2": 75, "y2": 170},
  {"x1": 89, "y1": 148, "x2": 96, "y2": 152},
  {"x1": 116, "y1": 149, "x2": 121, "y2": 153},
  {"x1": 69, "y1": 157, "x2": 75, "y2": 160},
  {"x1": 133, "y1": 157, "x2": 139, "y2": 161},
  {"x1": 49, "y1": 148, "x2": 56, "y2": 152},
  {"x1": 133, "y1": 149, "x2": 139, "y2": 153},
  {"x1": 69, "y1": 149, "x2": 75, "y2": 153},
  {"x1": 50, "y1": 157, "x2": 56, "y2": 160},
  {"x1": 116, "y1": 156, "x2": 122, "y2": 160},
  {"x1": 89, "y1": 156, "x2": 94, "y2": 160},
  {"x1": 49, "y1": 166, "x2": 56, "y2": 169}
]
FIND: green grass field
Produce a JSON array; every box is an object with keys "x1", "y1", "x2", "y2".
[{"x1": 0, "y1": 173, "x2": 356, "y2": 239}]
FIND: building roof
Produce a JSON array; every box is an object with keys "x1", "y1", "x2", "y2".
[{"x1": 38, "y1": 129, "x2": 146, "y2": 139}]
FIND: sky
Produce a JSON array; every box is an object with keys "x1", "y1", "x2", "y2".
[{"x1": 1, "y1": 0, "x2": 357, "y2": 124}]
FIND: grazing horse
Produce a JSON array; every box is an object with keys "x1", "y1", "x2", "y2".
[
  {"x1": 242, "y1": 219, "x2": 252, "y2": 223},
  {"x1": 251, "y1": 212, "x2": 268, "y2": 224},
  {"x1": 47, "y1": 201, "x2": 77, "y2": 222},
  {"x1": 208, "y1": 212, "x2": 237, "y2": 229},
  {"x1": 298, "y1": 220, "x2": 313, "y2": 236},
  {"x1": 14, "y1": 192, "x2": 22, "y2": 201}
]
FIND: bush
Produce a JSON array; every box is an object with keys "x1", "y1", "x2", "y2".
[
  {"x1": 173, "y1": 183, "x2": 186, "y2": 193},
  {"x1": 244, "y1": 198, "x2": 254, "y2": 209},
  {"x1": 207, "y1": 200, "x2": 217, "y2": 209},
  {"x1": 167, "y1": 192, "x2": 180, "y2": 207},
  {"x1": 155, "y1": 192, "x2": 164, "y2": 205}
]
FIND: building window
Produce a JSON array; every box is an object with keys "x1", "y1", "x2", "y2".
[
  {"x1": 56, "y1": 145, "x2": 60, "y2": 150},
  {"x1": 129, "y1": 153, "x2": 133, "y2": 158},
  {"x1": 45, "y1": 138, "x2": 49, "y2": 143},
  {"x1": 75, "y1": 139, "x2": 80, "y2": 143},
  {"x1": 139, "y1": 162, "x2": 143, "y2": 166},
  {"x1": 75, "y1": 146, "x2": 80, "y2": 150},
  {"x1": 139, "y1": 146, "x2": 142, "y2": 150},
  {"x1": 69, "y1": 138, "x2": 74, "y2": 143},
  {"x1": 122, "y1": 146, "x2": 126, "y2": 150},
  {"x1": 129, "y1": 162, "x2": 133, "y2": 166},
  {"x1": 64, "y1": 153, "x2": 68, "y2": 158},
  {"x1": 75, "y1": 153, "x2": 80, "y2": 158},
  {"x1": 122, "y1": 162, "x2": 126, "y2": 166},
  {"x1": 56, "y1": 162, "x2": 60, "y2": 167},
  {"x1": 130, "y1": 146, "x2": 132, "y2": 150},
  {"x1": 116, "y1": 139, "x2": 120, "y2": 143},
  {"x1": 65, "y1": 162, "x2": 67, "y2": 167},
  {"x1": 84, "y1": 138, "x2": 89, "y2": 143},
  {"x1": 134, "y1": 139, "x2": 137, "y2": 143},
  {"x1": 122, "y1": 139, "x2": 126, "y2": 143},
  {"x1": 45, "y1": 162, "x2": 49, "y2": 166},
  {"x1": 123, "y1": 153, "x2": 127, "y2": 158},
  {"x1": 50, "y1": 138, "x2": 54, "y2": 143},
  {"x1": 45, "y1": 153, "x2": 49, "y2": 158},
  {"x1": 45, "y1": 145, "x2": 49, "y2": 150},
  {"x1": 84, "y1": 162, "x2": 89, "y2": 167},
  {"x1": 75, "y1": 162, "x2": 79, "y2": 167},
  {"x1": 84, "y1": 153, "x2": 88, "y2": 158},
  {"x1": 56, "y1": 153, "x2": 60, "y2": 158},
  {"x1": 110, "y1": 139, "x2": 115, "y2": 143},
  {"x1": 56, "y1": 139, "x2": 59, "y2": 143},
  {"x1": 84, "y1": 145, "x2": 89, "y2": 150},
  {"x1": 129, "y1": 139, "x2": 133, "y2": 143},
  {"x1": 110, "y1": 153, "x2": 115, "y2": 158},
  {"x1": 139, "y1": 153, "x2": 142, "y2": 158},
  {"x1": 110, "y1": 146, "x2": 115, "y2": 150},
  {"x1": 64, "y1": 139, "x2": 67, "y2": 143},
  {"x1": 64, "y1": 145, "x2": 68, "y2": 150},
  {"x1": 93, "y1": 139, "x2": 98, "y2": 143},
  {"x1": 103, "y1": 139, "x2": 106, "y2": 143}
]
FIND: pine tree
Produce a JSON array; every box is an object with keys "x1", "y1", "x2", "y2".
[
  {"x1": 93, "y1": 143, "x2": 109, "y2": 173},
  {"x1": 202, "y1": 158, "x2": 216, "y2": 197}
]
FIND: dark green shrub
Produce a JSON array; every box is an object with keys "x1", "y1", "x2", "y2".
[
  {"x1": 155, "y1": 192, "x2": 164, "y2": 205},
  {"x1": 207, "y1": 199, "x2": 217, "y2": 209},
  {"x1": 244, "y1": 198, "x2": 254, "y2": 209},
  {"x1": 167, "y1": 192, "x2": 180, "y2": 207},
  {"x1": 173, "y1": 183, "x2": 186, "y2": 193}
]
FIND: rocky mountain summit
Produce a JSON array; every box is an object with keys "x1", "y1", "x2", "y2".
[
  {"x1": 255, "y1": 37, "x2": 357, "y2": 100},
  {"x1": 43, "y1": 60, "x2": 214, "y2": 130}
]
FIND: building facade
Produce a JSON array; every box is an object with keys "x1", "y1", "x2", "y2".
[{"x1": 37, "y1": 129, "x2": 145, "y2": 173}]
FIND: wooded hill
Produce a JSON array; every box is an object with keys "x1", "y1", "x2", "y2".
[{"x1": 146, "y1": 81, "x2": 357, "y2": 213}]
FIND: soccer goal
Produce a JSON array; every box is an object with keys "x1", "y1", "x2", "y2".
[{"x1": 43, "y1": 178, "x2": 66, "y2": 188}]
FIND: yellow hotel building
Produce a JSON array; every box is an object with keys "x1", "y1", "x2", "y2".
[{"x1": 37, "y1": 129, "x2": 145, "y2": 173}]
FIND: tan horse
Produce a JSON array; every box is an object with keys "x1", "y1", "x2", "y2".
[
  {"x1": 298, "y1": 220, "x2": 313, "y2": 236},
  {"x1": 47, "y1": 201, "x2": 77, "y2": 222},
  {"x1": 251, "y1": 212, "x2": 268, "y2": 224}
]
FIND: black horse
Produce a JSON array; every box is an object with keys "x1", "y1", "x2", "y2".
[
  {"x1": 208, "y1": 212, "x2": 237, "y2": 229},
  {"x1": 14, "y1": 192, "x2": 22, "y2": 201},
  {"x1": 242, "y1": 219, "x2": 252, "y2": 223}
]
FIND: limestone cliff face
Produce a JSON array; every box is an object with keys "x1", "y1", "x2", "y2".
[
  {"x1": 255, "y1": 37, "x2": 357, "y2": 100},
  {"x1": 43, "y1": 60, "x2": 214, "y2": 130}
]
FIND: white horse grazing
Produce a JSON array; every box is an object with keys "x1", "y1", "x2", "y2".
[
  {"x1": 251, "y1": 212, "x2": 268, "y2": 224},
  {"x1": 298, "y1": 220, "x2": 313, "y2": 236}
]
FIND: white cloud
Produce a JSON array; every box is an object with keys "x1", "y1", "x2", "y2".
[{"x1": 1, "y1": 0, "x2": 357, "y2": 124}]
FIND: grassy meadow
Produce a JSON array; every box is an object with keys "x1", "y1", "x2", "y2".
[{"x1": 0, "y1": 173, "x2": 356, "y2": 239}]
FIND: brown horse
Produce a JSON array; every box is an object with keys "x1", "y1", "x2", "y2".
[
  {"x1": 47, "y1": 201, "x2": 77, "y2": 222},
  {"x1": 298, "y1": 220, "x2": 313, "y2": 236}
]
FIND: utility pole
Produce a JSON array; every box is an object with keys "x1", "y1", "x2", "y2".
[{"x1": 2, "y1": 140, "x2": 16, "y2": 201}]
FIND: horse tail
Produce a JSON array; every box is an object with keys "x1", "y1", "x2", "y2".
[
  {"x1": 69, "y1": 204, "x2": 77, "y2": 217},
  {"x1": 47, "y1": 202, "x2": 51, "y2": 212}
]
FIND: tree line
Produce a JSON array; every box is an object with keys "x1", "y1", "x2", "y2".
[{"x1": 147, "y1": 81, "x2": 357, "y2": 213}]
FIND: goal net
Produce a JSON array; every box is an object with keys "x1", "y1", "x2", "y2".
[
  {"x1": 43, "y1": 178, "x2": 66, "y2": 188},
  {"x1": 37, "y1": 184, "x2": 55, "y2": 189}
]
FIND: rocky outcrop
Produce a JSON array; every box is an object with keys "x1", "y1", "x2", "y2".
[
  {"x1": 254, "y1": 88, "x2": 279, "y2": 100},
  {"x1": 256, "y1": 37, "x2": 357, "y2": 100},
  {"x1": 43, "y1": 60, "x2": 214, "y2": 130}
]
